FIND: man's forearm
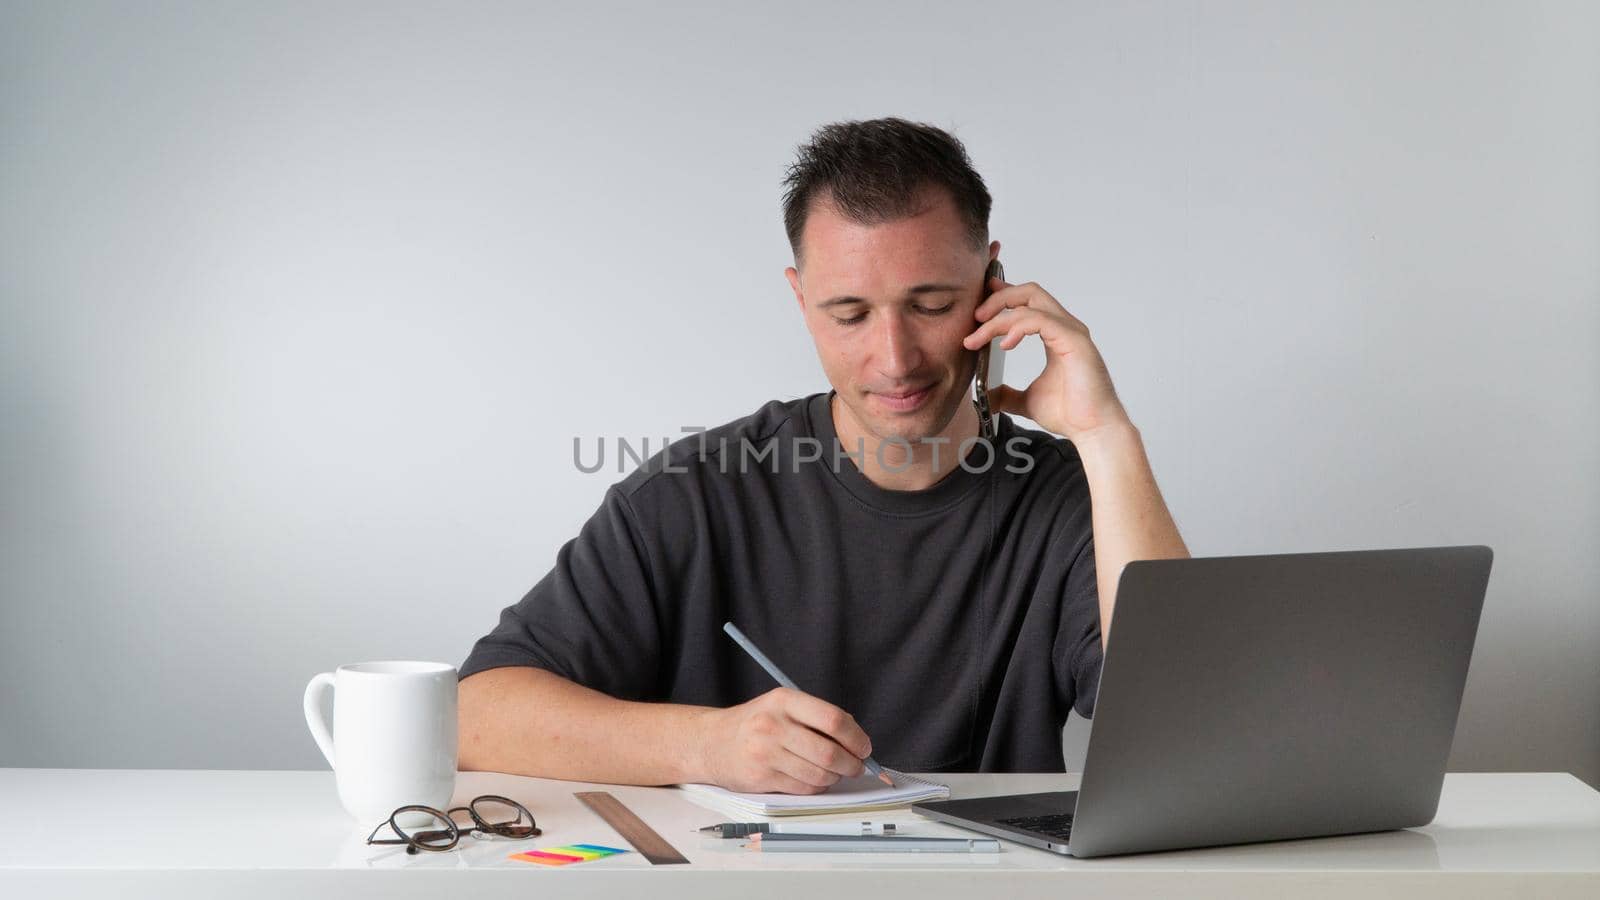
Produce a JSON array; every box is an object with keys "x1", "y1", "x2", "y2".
[
  {"x1": 458, "y1": 666, "x2": 715, "y2": 784},
  {"x1": 1074, "y1": 421, "x2": 1191, "y2": 651}
]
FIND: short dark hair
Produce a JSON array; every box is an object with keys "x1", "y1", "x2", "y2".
[{"x1": 781, "y1": 117, "x2": 992, "y2": 266}]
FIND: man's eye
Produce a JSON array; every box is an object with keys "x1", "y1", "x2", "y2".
[
  {"x1": 833, "y1": 312, "x2": 867, "y2": 325},
  {"x1": 916, "y1": 304, "x2": 955, "y2": 316}
]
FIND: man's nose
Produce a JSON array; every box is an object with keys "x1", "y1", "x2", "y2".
[{"x1": 876, "y1": 311, "x2": 924, "y2": 379}]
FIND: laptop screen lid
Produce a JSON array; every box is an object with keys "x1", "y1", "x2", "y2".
[{"x1": 1066, "y1": 545, "x2": 1492, "y2": 858}]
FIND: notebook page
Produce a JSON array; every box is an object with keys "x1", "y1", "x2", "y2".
[{"x1": 677, "y1": 769, "x2": 950, "y2": 817}]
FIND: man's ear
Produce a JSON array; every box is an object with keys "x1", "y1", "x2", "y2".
[{"x1": 785, "y1": 266, "x2": 805, "y2": 314}]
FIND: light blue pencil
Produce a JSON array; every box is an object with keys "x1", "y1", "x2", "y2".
[{"x1": 722, "y1": 621, "x2": 896, "y2": 787}]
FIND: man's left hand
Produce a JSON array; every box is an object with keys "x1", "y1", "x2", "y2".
[{"x1": 962, "y1": 275, "x2": 1131, "y2": 442}]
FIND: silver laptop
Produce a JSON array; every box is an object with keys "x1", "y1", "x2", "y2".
[{"x1": 913, "y1": 545, "x2": 1493, "y2": 858}]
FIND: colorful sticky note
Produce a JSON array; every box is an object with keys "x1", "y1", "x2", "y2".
[{"x1": 509, "y1": 844, "x2": 631, "y2": 866}]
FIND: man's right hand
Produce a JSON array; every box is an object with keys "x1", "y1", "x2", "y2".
[{"x1": 699, "y1": 687, "x2": 876, "y2": 794}]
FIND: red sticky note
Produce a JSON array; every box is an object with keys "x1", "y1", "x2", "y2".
[{"x1": 510, "y1": 849, "x2": 584, "y2": 866}]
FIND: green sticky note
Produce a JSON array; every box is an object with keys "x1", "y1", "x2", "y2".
[{"x1": 547, "y1": 845, "x2": 608, "y2": 860}]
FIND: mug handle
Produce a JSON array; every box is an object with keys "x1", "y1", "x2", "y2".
[{"x1": 303, "y1": 671, "x2": 337, "y2": 769}]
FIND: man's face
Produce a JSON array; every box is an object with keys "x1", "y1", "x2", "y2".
[{"x1": 786, "y1": 188, "x2": 998, "y2": 447}]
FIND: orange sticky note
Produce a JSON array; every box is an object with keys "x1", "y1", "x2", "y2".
[{"x1": 510, "y1": 849, "x2": 583, "y2": 866}]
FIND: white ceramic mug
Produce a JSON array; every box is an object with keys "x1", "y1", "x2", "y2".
[{"x1": 303, "y1": 660, "x2": 458, "y2": 828}]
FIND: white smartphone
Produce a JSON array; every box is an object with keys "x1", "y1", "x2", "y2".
[{"x1": 974, "y1": 258, "x2": 1006, "y2": 440}]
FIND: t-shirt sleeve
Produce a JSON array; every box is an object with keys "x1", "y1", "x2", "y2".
[
  {"x1": 1054, "y1": 532, "x2": 1105, "y2": 719},
  {"x1": 457, "y1": 485, "x2": 662, "y2": 700}
]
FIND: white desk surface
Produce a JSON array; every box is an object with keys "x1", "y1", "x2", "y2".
[{"x1": 1, "y1": 769, "x2": 1596, "y2": 899}]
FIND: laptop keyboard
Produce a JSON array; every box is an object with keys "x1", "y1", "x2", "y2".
[{"x1": 996, "y1": 812, "x2": 1074, "y2": 841}]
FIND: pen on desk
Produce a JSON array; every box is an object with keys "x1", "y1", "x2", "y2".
[
  {"x1": 723, "y1": 621, "x2": 895, "y2": 787},
  {"x1": 698, "y1": 822, "x2": 899, "y2": 838},
  {"x1": 744, "y1": 834, "x2": 1001, "y2": 853}
]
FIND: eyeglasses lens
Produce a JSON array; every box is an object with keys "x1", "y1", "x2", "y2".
[
  {"x1": 399, "y1": 809, "x2": 458, "y2": 852},
  {"x1": 472, "y1": 797, "x2": 537, "y2": 837}
]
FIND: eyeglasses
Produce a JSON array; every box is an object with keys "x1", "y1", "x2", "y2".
[{"x1": 365, "y1": 794, "x2": 541, "y2": 854}]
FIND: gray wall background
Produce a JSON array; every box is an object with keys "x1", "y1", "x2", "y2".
[{"x1": 2, "y1": 1, "x2": 1596, "y2": 789}]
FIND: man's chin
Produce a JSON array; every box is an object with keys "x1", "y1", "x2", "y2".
[
  {"x1": 859, "y1": 407, "x2": 956, "y2": 447},
  {"x1": 838, "y1": 387, "x2": 965, "y2": 446}
]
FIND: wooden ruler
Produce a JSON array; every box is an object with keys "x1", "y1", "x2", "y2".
[{"x1": 573, "y1": 791, "x2": 690, "y2": 865}]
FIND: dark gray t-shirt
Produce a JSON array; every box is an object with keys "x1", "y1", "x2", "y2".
[{"x1": 460, "y1": 391, "x2": 1103, "y2": 772}]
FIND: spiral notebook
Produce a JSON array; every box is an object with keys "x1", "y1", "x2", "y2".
[{"x1": 676, "y1": 769, "x2": 950, "y2": 817}]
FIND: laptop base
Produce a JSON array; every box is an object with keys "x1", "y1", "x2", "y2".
[{"x1": 914, "y1": 791, "x2": 1078, "y2": 856}]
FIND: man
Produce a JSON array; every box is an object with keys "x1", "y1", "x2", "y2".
[{"x1": 457, "y1": 117, "x2": 1189, "y2": 793}]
